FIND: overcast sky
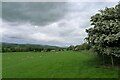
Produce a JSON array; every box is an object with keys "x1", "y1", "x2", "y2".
[{"x1": 1, "y1": 1, "x2": 119, "y2": 47}]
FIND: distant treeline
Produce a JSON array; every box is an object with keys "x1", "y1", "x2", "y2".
[
  {"x1": 1, "y1": 43, "x2": 66, "y2": 52},
  {"x1": 1, "y1": 42, "x2": 91, "y2": 53},
  {"x1": 67, "y1": 43, "x2": 91, "y2": 51}
]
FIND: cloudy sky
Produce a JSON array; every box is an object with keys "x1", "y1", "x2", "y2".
[{"x1": 1, "y1": 1, "x2": 119, "y2": 47}]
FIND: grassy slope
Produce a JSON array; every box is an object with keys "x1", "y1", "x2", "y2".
[{"x1": 2, "y1": 51, "x2": 118, "y2": 78}]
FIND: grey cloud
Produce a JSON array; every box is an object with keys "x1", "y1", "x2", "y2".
[
  {"x1": 2, "y1": 2, "x2": 67, "y2": 26},
  {"x1": 1, "y1": 2, "x2": 119, "y2": 47},
  {"x1": 0, "y1": 2, "x2": 1, "y2": 17}
]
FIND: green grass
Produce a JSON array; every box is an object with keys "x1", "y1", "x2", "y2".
[
  {"x1": 0, "y1": 53, "x2": 2, "y2": 79},
  {"x1": 2, "y1": 51, "x2": 118, "y2": 78}
]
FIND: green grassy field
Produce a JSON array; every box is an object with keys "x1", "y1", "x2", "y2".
[
  {"x1": 2, "y1": 51, "x2": 118, "y2": 78},
  {"x1": 0, "y1": 53, "x2": 2, "y2": 79}
]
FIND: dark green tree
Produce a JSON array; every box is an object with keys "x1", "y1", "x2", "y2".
[{"x1": 67, "y1": 45, "x2": 75, "y2": 51}]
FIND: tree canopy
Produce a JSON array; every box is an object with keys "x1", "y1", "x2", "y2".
[
  {"x1": 86, "y1": 2, "x2": 120, "y2": 58},
  {"x1": 86, "y1": 3, "x2": 120, "y2": 66}
]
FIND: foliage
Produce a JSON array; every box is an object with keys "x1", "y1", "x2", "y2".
[
  {"x1": 67, "y1": 45, "x2": 75, "y2": 50},
  {"x1": 86, "y1": 3, "x2": 120, "y2": 66},
  {"x1": 74, "y1": 43, "x2": 91, "y2": 51},
  {"x1": 67, "y1": 43, "x2": 91, "y2": 51}
]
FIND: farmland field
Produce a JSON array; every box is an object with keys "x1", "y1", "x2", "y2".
[{"x1": 2, "y1": 51, "x2": 118, "y2": 78}]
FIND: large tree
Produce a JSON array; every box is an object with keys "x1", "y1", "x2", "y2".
[{"x1": 86, "y1": 2, "x2": 120, "y2": 66}]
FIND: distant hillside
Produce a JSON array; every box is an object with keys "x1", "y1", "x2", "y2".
[{"x1": 2, "y1": 42, "x2": 65, "y2": 52}]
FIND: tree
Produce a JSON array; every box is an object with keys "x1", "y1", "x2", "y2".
[
  {"x1": 74, "y1": 43, "x2": 91, "y2": 51},
  {"x1": 86, "y1": 2, "x2": 120, "y2": 66},
  {"x1": 67, "y1": 45, "x2": 75, "y2": 50}
]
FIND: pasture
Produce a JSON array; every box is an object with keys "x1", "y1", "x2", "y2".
[{"x1": 2, "y1": 51, "x2": 118, "y2": 78}]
